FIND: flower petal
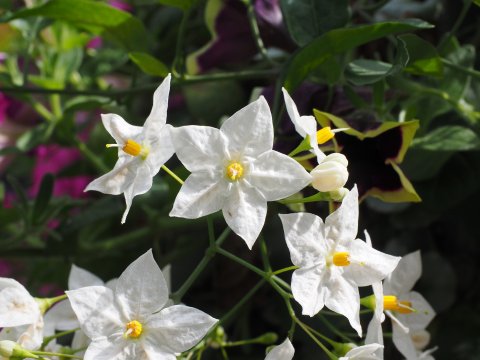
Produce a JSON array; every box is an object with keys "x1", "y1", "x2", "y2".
[
  {"x1": 84, "y1": 335, "x2": 135, "y2": 360},
  {"x1": 248, "y1": 150, "x2": 312, "y2": 201},
  {"x1": 397, "y1": 291, "x2": 436, "y2": 331},
  {"x1": 66, "y1": 286, "x2": 123, "y2": 340},
  {"x1": 0, "y1": 279, "x2": 39, "y2": 327},
  {"x1": 325, "y1": 185, "x2": 359, "y2": 245},
  {"x1": 392, "y1": 321, "x2": 417, "y2": 360},
  {"x1": 143, "y1": 74, "x2": 170, "y2": 137},
  {"x1": 146, "y1": 304, "x2": 217, "y2": 353},
  {"x1": 279, "y1": 212, "x2": 327, "y2": 268},
  {"x1": 325, "y1": 275, "x2": 362, "y2": 337},
  {"x1": 384, "y1": 251, "x2": 421, "y2": 295},
  {"x1": 343, "y1": 239, "x2": 400, "y2": 286},
  {"x1": 291, "y1": 266, "x2": 327, "y2": 316},
  {"x1": 221, "y1": 96, "x2": 273, "y2": 158},
  {"x1": 365, "y1": 282, "x2": 385, "y2": 347},
  {"x1": 69, "y1": 265, "x2": 104, "y2": 290},
  {"x1": 115, "y1": 250, "x2": 169, "y2": 320},
  {"x1": 170, "y1": 125, "x2": 226, "y2": 172},
  {"x1": 342, "y1": 343, "x2": 384, "y2": 359},
  {"x1": 141, "y1": 341, "x2": 176, "y2": 360},
  {"x1": 265, "y1": 338, "x2": 295, "y2": 360},
  {"x1": 101, "y1": 114, "x2": 143, "y2": 145},
  {"x1": 44, "y1": 299, "x2": 78, "y2": 331},
  {"x1": 146, "y1": 124, "x2": 175, "y2": 172},
  {"x1": 170, "y1": 170, "x2": 229, "y2": 219},
  {"x1": 222, "y1": 182, "x2": 267, "y2": 249},
  {"x1": 121, "y1": 162, "x2": 155, "y2": 223}
]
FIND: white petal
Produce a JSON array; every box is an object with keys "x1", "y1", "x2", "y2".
[
  {"x1": 170, "y1": 170, "x2": 228, "y2": 219},
  {"x1": 101, "y1": 113, "x2": 143, "y2": 145},
  {"x1": 69, "y1": 265, "x2": 104, "y2": 290},
  {"x1": 291, "y1": 266, "x2": 327, "y2": 316},
  {"x1": 248, "y1": 150, "x2": 312, "y2": 201},
  {"x1": 121, "y1": 162, "x2": 155, "y2": 223},
  {"x1": 84, "y1": 335, "x2": 135, "y2": 360},
  {"x1": 384, "y1": 251, "x2": 422, "y2": 295},
  {"x1": 15, "y1": 315, "x2": 44, "y2": 350},
  {"x1": 0, "y1": 280, "x2": 39, "y2": 327},
  {"x1": 343, "y1": 239, "x2": 400, "y2": 286},
  {"x1": 365, "y1": 282, "x2": 385, "y2": 346},
  {"x1": 146, "y1": 124, "x2": 175, "y2": 172},
  {"x1": 170, "y1": 125, "x2": 226, "y2": 172},
  {"x1": 221, "y1": 96, "x2": 273, "y2": 157},
  {"x1": 392, "y1": 321, "x2": 417, "y2": 360},
  {"x1": 141, "y1": 341, "x2": 176, "y2": 360},
  {"x1": 115, "y1": 250, "x2": 169, "y2": 320},
  {"x1": 325, "y1": 275, "x2": 362, "y2": 337},
  {"x1": 265, "y1": 338, "x2": 294, "y2": 360},
  {"x1": 72, "y1": 330, "x2": 90, "y2": 356},
  {"x1": 325, "y1": 185, "x2": 359, "y2": 245},
  {"x1": 279, "y1": 212, "x2": 327, "y2": 268},
  {"x1": 66, "y1": 286, "x2": 123, "y2": 340},
  {"x1": 44, "y1": 300, "x2": 78, "y2": 331},
  {"x1": 146, "y1": 305, "x2": 217, "y2": 353},
  {"x1": 85, "y1": 157, "x2": 140, "y2": 195},
  {"x1": 397, "y1": 291, "x2": 436, "y2": 331},
  {"x1": 143, "y1": 74, "x2": 170, "y2": 137},
  {"x1": 222, "y1": 182, "x2": 267, "y2": 249},
  {"x1": 282, "y1": 88, "x2": 313, "y2": 138},
  {"x1": 343, "y1": 343, "x2": 384, "y2": 359}
]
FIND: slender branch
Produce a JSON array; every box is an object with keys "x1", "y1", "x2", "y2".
[
  {"x1": 243, "y1": 0, "x2": 273, "y2": 64},
  {"x1": 438, "y1": 0, "x2": 472, "y2": 51},
  {"x1": 293, "y1": 317, "x2": 337, "y2": 360},
  {"x1": 215, "y1": 247, "x2": 266, "y2": 278},
  {"x1": 161, "y1": 165, "x2": 184, "y2": 185}
]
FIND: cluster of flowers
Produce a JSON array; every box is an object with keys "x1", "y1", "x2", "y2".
[{"x1": 1, "y1": 75, "x2": 436, "y2": 359}]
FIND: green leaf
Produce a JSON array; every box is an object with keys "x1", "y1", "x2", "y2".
[
  {"x1": 399, "y1": 34, "x2": 443, "y2": 76},
  {"x1": 474, "y1": 0, "x2": 480, "y2": 6},
  {"x1": 413, "y1": 125, "x2": 480, "y2": 151},
  {"x1": 280, "y1": 0, "x2": 349, "y2": 46},
  {"x1": 16, "y1": 123, "x2": 50, "y2": 151},
  {"x1": 128, "y1": 52, "x2": 169, "y2": 77},
  {"x1": 32, "y1": 173, "x2": 54, "y2": 224},
  {"x1": 6, "y1": 0, "x2": 149, "y2": 51},
  {"x1": 284, "y1": 19, "x2": 433, "y2": 91},
  {"x1": 64, "y1": 96, "x2": 112, "y2": 113},
  {"x1": 159, "y1": 0, "x2": 197, "y2": 10}
]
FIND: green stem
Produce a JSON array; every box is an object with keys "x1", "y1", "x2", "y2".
[
  {"x1": 259, "y1": 236, "x2": 272, "y2": 272},
  {"x1": 300, "y1": 321, "x2": 341, "y2": 348},
  {"x1": 161, "y1": 165, "x2": 184, "y2": 185},
  {"x1": 294, "y1": 317, "x2": 337, "y2": 360},
  {"x1": 75, "y1": 139, "x2": 109, "y2": 173},
  {"x1": 438, "y1": 0, "x2": 472, "y2": 51},
  {"x1": 292, "y1": 153, "x2": 317, "y2": 162},
  {"x1": 31, "y1": 101, "x2": 55, "y2": 122},
  {"x1": 243, "y1": 0, "x2": 273, "y2": 64},
  {"x1": 50, "y1": 94, "x2": 62, "y2": 121},
  {"x1": 272, "y1": 266, "x2": 298, "y2": 275},
  {"x1": 318, "y1": 314, "x2": 354, "y2": 343},
  {"x1": 172, "y1": 6, "x2": 193, "y2": 77},
  {"x1": 32, "y1": 351, "x2": 81, "y2": 359},
  {"x1": 171, "y1": 227, "x2": 231, "y2": 302},
  {"x1": 42, "y1": 328, "x2": 80, "y2": 349},
  {"x1": 207, "y1": 216, "x2": 215, "y2": 248},
  {"x1": 215, "y1": 247, "x2": 266, "y2": 278},
  {"x1": 441, "y1": 58, "x2": 480, "y2": 79}
]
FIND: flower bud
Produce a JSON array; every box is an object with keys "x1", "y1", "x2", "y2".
[
  {"x1": 0, "y1": 340, "x2": 38, "y2": 359},
  {"x1": 329, "y1": 187, "x2": 349, "y2": 201},
  {"x1": 311, "y1": 153, "x2": 349, "y2": 192}
]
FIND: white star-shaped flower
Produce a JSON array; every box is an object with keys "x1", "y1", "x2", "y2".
[
  {"x1": 265, "y1": 338, "x2": 294, "y2": 360},
  {"x1": 169, "y1": 96, "x2": 312, "y2": 249},
  {"x1": 383, "y1": 251, "x2": 436, "y2": 360},
  {"x1": 85, "y1": 74, "x2": 175, "y2": 223},
  {"x1": 339, "y1": 343, "x2": 384, "y2": 360},
  {"x1": 279, "y1": 186, "x2": 400, "y2": 336},
  {"x1": 66, "y1": 250, "x2": 217, "y2": 360}
]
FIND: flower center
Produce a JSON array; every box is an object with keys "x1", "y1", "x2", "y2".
[
  {"x1": 332, "y1": 251, "x2": 350, "y2": 266},
  {"x1": 225, "y1": 162, "x2": 244, "y2": 181},
  {"x1": 383, "y1": 295, "x2": 414, "y2": 314},
  {"x1": 124, "y1": 320, "x2": 143, "y2": 339},
  {"x1": 106, "y1": 139, "x2": 149, "y2": 159},
  {"x1": 316, "y1": 127, "x2": 335, "y2": 145}
]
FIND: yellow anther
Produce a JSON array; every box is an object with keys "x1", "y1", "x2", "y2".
[
  {"x1": 123, "y1": 139, "x2": 142, "y2": 157},
  {"x1": 125, "y1": 320, "x2": 143, "y2": 339},
  {"x1": 332, "y1": 252, "x2": 350, "y2": 267},
  {"x1": 316, "y1": 127, "x2": 335, "y2": 145},
  {"x1": 226, "y1": 162, "x2": 244, "y2": 181},
  {"x1": 383, "y1": 295, "x2": 414, "y2": 314}
]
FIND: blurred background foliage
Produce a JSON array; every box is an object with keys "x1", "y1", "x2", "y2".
[{"x1": 1, "y1": 0, "x2": 480, "y2": 358}]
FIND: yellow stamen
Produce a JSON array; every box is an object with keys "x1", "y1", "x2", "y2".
[
  {"x1": 383, "y1": 295, "x2": 414, "y2": 314},
  {"x1": 332, "y1": 252, "x2": 350, "y2": 266},
  {"x1": 125, "y1": 320, "x2": 143, "y2": 339},
  {"x1": 316, "y1": 127, "x2": 335, "y2": 145},
  {"x1": 123, "y1": 139, "x2": 142, "y2": 157},
  {"x1": 226, "y1": 162, "x2": 244, "y2": 181}
]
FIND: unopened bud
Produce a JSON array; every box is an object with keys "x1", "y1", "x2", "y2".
[
  {"x1": 0, "y1": 340, "x2": 38, "y2": 359},
  {"x1": 329, "y1": 187, "x2": 349, "y2": 201},
  {"x1": 311, "y1": 153, "x2": 348, "y2": 192},
  {"x1": 255, "y1": 332, "x2": 278, "y2": 345}
]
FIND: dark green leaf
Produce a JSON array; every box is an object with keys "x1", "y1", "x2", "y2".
[
  {"x1": 32, "y1": 173, "x2": 54, "y2": 224},
  {"x1": 346, "y1": 59, "x2": 393, "y2": 86},
  {"x1": 280, "y1": 0, "x2": 350, "y2": 46},
  {"x1": 16, "y1": 123, "x2": 50, "y2": 151},
  {"x1": 64, "y1": 96, "x2": 112, "y2": 113},
  {"x1": 284, "y1": 19, "x2": 433, "y2": 91},
  {"x1": 6, "y1": 0, "x2": 149, "y2": 51},
  {"x1": 128, "y1": 52, "x2": 169, "y2": 77},
  {"x1": 399, "y1": 34, "x2": 443, "y2": 76},
  {"x1": 413, "y1": 125, "x2": 480, "y2": 151},
  {"x1": 474, "y1": 0, "x2": 480, "y2": 7}
]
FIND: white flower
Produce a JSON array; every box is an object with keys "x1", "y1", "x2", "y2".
[
  {"x1": 265, "y1": 338, "x2": 294, "y2": 360},
  {"x1": 339, "y1": 343, "x2": 384, "y2": 360},
  {"x1": 279, "y1": 186, "x2": 400, "y2": 336},
  {"x1": 85, "y1": 74, "x2": 175, "y2": 224},
  {"x1": 169, "y1": 96, "x2": 312, "y2": 249},
  {"x1": 311, "y1": 153, "x2": 349, "y2": 192},
  {"x1": 66, "y1": 250, "x2": 217, "y2": 360},
  {"x1": 383, "y1": 251, "x2": 436, "y2": 360}
]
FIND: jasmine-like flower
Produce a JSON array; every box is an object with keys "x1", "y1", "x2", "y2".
[
  {"x1": 339, "y1": 343, "x2": 384, "y2": 360},
  {"x1": 170, "y1": 96, "x2": 312, "y2": 249},
  {"x1": 0, "y1": 278, "x2": 40, "y2": 327},
  {"x1": 279, "y1": 186, "x2": 400, "y2": 336},
  {"x1": 85, "y1": 75, "x2": 175, "y2": 223},
  {"x1": 265, "y1": 338, "x2": 294, "y2": 360},
  {"x1": 67, "y1": 250, "x2": 217, "y2": 360}
]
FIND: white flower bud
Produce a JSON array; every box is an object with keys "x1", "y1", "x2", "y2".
[
  {"x1": 0, "y1": 340, "x2": 38, "y2": 359},
  {"x1": 329, "y1": 187, "x2": 349, "y2": 201},
  {"x1": 310, "y1": 153, "x2": 349, "y2": 192}
]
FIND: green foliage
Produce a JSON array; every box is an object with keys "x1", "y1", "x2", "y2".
[{"x1": 128, "y1": 52, "x2": 169, "y2": 77}]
